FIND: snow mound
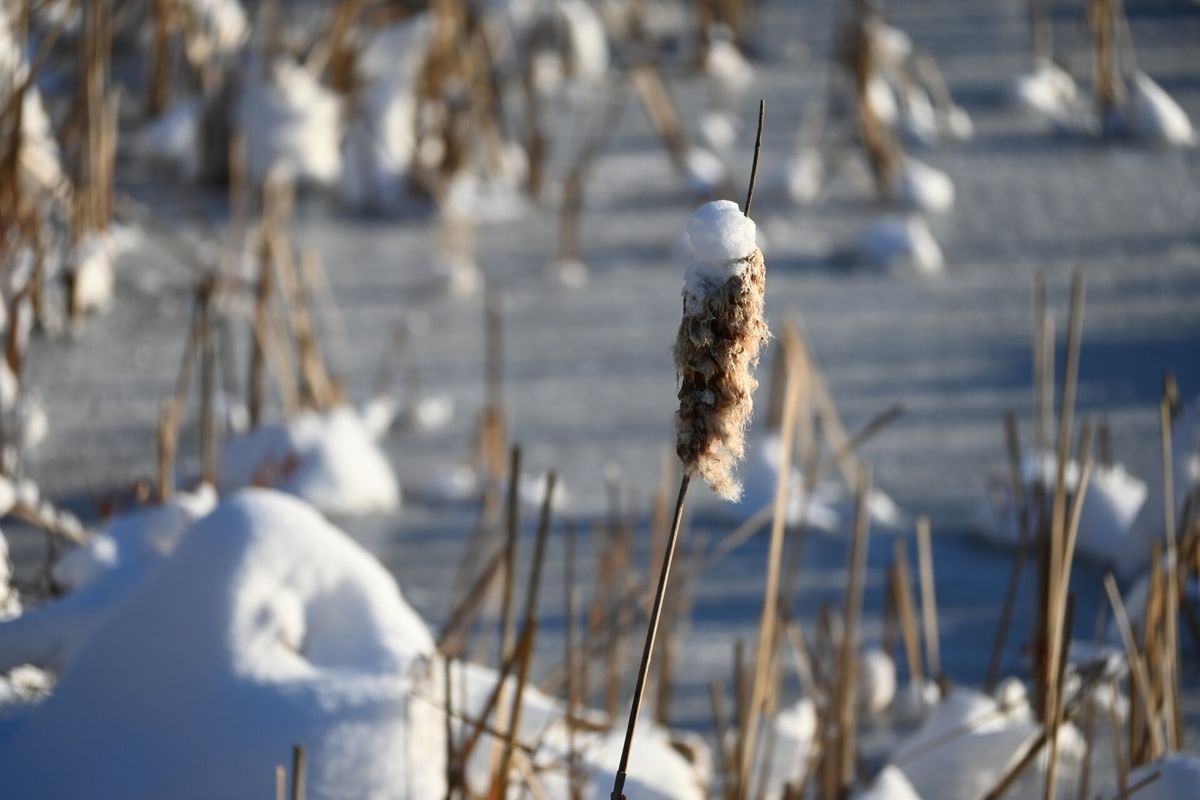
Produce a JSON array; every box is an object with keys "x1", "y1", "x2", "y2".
[
  {"x1": 729, "y1": 433, "x2": 906, "y2": 531},
  {"x1": 755, "y1": 698, "x2": 817, "y2": 799},
  {"x1": 889, "y1": 687, "x2": 1035, "y2": 800},
  {"x1": 185, "y1": 0, "x2": 248, "y2": 61},
  {"x1": 975, "y1": 452, "x2": 1147, "y2": 571},
  {"x1": 236, "y1": 59, "x2": 342, "y2": 186},
  {"x1": 855, "y1": 765, "x2": 921, "y2": 800},
  {"x1": 700, "y1": 110, "x2": 739, "y2": 152},
  {"x1": 71, "y1": 232, "x2": 116, "y2": 315},
  {"x1": 856, "y1": 216, "x2": 944, "y2": 275},
  {"x1": 1124, "y1": 72, "x2": 1195, "y2": 147},
  {"x1": 1013, "y1": 59, "x2": 1078, "y2": 124},
  {"x1": 220, "y1": 406, "x2": 400, "y2": 516},
  {"x1": 859, "y1": 647, "x2": 897, "y2": 714},
  {"x1": 0, "y1": 486, "x2": 215, "y2": 676},
  {"x1": 685, "y1": 146, "x2": 728, "y2": 197},
  {"x1": 138, "y1": 100, "x2": 203, "y2": 178},
  {"x1": 783, "y1": 147, "x2": 823, "y2": 205},
  {"x1": 705, "y1": 32, "x2": 753, "y2": 93},
  {"x1": 0, "y1": 489, "x2": 440, "y2": 799},
  {"x1": 896, "y1": 159, "x2": 954, "y2": 214},
  {"x1": 341, "y1": 16, "x2": 429, "y2": 209}
]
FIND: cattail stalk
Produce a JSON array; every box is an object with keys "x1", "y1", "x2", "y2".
[{"x1": 611, "y1": 102, "x2": 767, "y2": 800}]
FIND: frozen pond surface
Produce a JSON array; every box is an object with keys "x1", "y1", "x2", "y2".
[{"x1": 9, "y1": 0, "x2": 1200, "y2": 766}]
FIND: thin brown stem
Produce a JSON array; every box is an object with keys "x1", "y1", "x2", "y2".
[{"x1": 609, "y1": 473, "x2": 691, "y2": 800}]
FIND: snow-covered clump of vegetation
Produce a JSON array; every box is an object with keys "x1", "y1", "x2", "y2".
[
  {"x1": 856, "y1": 216, "x2": 944, "y2": 274},
  {"x1": 220, "y1": 405, "x2": 400, "y2": 516},
  {"x1": 976, "y1": 451, "x2": 1148, "y2": 571},
  {"x1": 236, "y1": 59, "x2": 343, "y2": 186},
  {"x1": 1013, "y1": 58, "x2": 1079, "y2": 125}
]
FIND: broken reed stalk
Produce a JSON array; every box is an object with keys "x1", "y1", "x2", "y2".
[
  {"x1": 1158, "y1": 396, "x2": 1182, "y2": 750},
  {"x1": 481, "y1": 290, "x2": 507, "y2": 483},
  {"x1": 276, "y1": 765, "x2": 287, "y2": 800},
  {"x1": 498, "y1": 445, "x2": 522, "y2": 667},
  {"x1": 482, "y1": 445, "x2": 524, "y2": 781},
  {"x1": 1104, "y1": 573, "x2": 1165, "y2": 758},
  {"x1": 737, "y1": 322, "x2": 802, "y2": 797},
  {"x1": 444, "y1": 655, "x2": 458, "y2": 797},
  {"x1": 565, "y1": 520, "x2": 583, "y2": 800},
  {"x1": 290, "y1": 744, "x2": 307, "y2": 800},
  {"x1": 197, "y1": 278, "x2": 220, "y2": 485},
  {"x1": 156, "y1": 399, "x2": 180, "y2": 504},
  {"x1": 494, "y1": 473, "x2": 556, "y2": 796},
  {"x1": 835, "y1": 471, "x2": 872, "y2": 793},
  {"x1": 916, "y1": 515, "x2": 940, "y2": 679},
  {"x1": 710, "y1": 680, "x2": 737, "y2": 794},
  {"x1": 891, "y1": 539, "x2": 924, "y2": 685},
  {"x1": 611, "y1": 106, "x2": 767, "y2": 800},
  {"x1": 987, "y1": 411, "x2": 1030, "y2": 692}
]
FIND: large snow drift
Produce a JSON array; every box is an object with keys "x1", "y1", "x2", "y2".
[{"x1": 0, "y1": 489, "x2": 441, "y2": 799}]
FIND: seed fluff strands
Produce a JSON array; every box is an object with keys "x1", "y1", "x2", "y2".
[{"x1": 674, "y1": 199, "x2": 770, "y2": 500}]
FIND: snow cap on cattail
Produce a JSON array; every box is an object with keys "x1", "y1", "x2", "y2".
[{"x1": 674, "y1": 199, "x2": 769, "y2": 501}]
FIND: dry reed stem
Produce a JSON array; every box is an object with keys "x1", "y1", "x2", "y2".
[
  {"x1": 892, "y1": 539, "x2": 924, "y2": 684},
  {"x1": 290, "y1": 744, "x2": 306, "y2": 800},
  {"x1": 1104, "y1": 574, "x2": 1165, "y2": 757},
  {"x1": 916, "y1": 515, "x2": 940, "y2": 679},
  {"x1": 564, "y1": 520, "x2": 582, "y2": 800},
  {"x1": 156, "y1": 399, "x2": 180, "y2": 504},
  {"x1": 710, "y1": 680, "x2": 736, "y2": 797},
  {"x1": 736, "y1": 323, "x2": 802, "y2": 796},
  {"x1": 444, "y1": 655, "x2": 459, "y2": 797},
  {"x1": 1041, "y1": 273, "x2": 1085, "y2": 800},
  {"x1": 674, "y1": 246, "x2": 768, "y2": 500},
  {"x1": 629, "y1": 65, "x2": 689, "y2": 172},
  {"x1": 987, "y1": 414, "x2": 1030, "y2": 692},
  {"x1": 835, "y1": 469, "x2": 872, "y2": 791},
  {"x1": 1158, "y1": 398, "x2": 1182, "y2": 750}
]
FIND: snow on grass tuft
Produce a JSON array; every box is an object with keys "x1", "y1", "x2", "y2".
[
  {"x1": 896, "y1": 158, "x2": 955, "y2": 214},
  {"x1": 236, "y1": 59, "x2": 342, "y2": 186},
  {"x1": 856, "y1": 216, "x2": 944, "y2": 274},
  {"x1": 220, "y1": 406, "x2": 400, "y2": 516}
]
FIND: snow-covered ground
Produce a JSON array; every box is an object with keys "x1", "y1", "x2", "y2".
[{"x1": 5, "y1": 0, "x2": 1200, "y2": 793}]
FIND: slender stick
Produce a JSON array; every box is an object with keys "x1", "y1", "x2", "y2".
[
  {"x1": 743, "y1": 99, "x2": 765, "y2": 218},
  {"x1": 609, "y1": 473, "x2": 691, "y2": 800}
]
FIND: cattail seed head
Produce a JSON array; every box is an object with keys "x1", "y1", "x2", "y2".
[{"x1": 673, "y1": 200, "x2": 769, "y2": 500}]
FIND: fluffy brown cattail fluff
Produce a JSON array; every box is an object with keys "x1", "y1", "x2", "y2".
[{"x1": 673, "y1": 200, "x2": 769, "y2": 500}]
